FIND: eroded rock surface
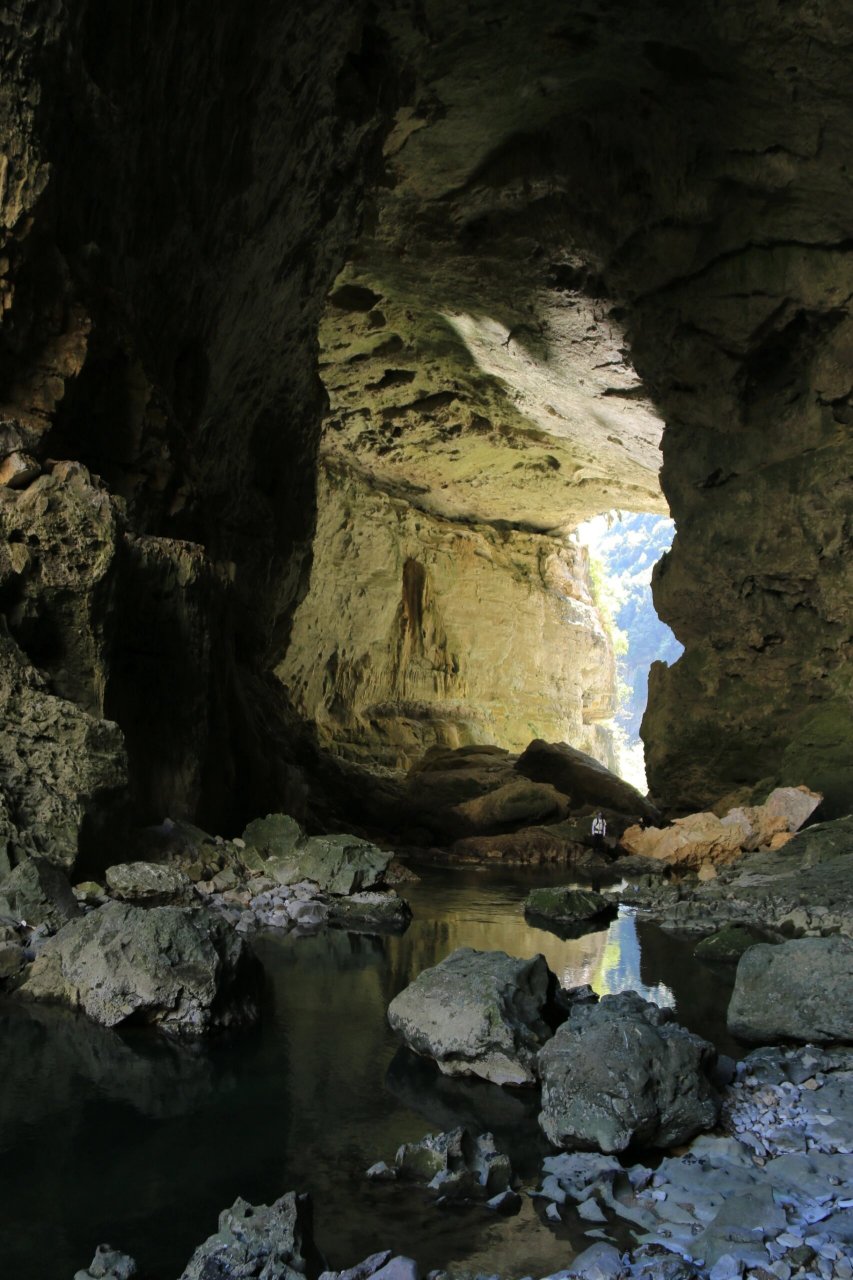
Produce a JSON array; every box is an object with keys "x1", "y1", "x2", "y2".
[
  {"x1": 618, "y1": 815, "x2": 853, "y2": 938},
  {"x1": 538, "y1": 991, "x2": 719, "y2": 1152},
  {"x1": 179, "y1": 1192, "x2": 321, "y2": 1280},
  {"x1": 387, "y1": 947, "x2": 556, "y2": 1086},
  {"x1": 16, "y1": 903, "x2": 261, "y2": 1036}
]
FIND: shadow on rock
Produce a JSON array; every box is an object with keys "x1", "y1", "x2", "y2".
[{"x1": 385, "y1": 1048, "x2": 545, "y2": 1173}]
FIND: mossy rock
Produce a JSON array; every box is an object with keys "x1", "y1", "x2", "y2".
[
  {"x1": 524, "y1": 887, "x2": 611, "y2": 923},
  {"x1": 694, "y1": 924, "x2": 780, "y2": 964}
]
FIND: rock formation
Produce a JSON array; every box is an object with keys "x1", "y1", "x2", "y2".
[{"x1": 1, "y1": 0, "x2": 852, "y2": 868}]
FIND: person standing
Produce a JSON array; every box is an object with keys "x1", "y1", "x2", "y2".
[{"x1": 591, "y1": 811, "x2": 607, "y2": 852}]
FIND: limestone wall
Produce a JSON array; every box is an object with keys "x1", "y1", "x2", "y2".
[{"x1": 278, "y1": 463, "x2": 615, "y2": 768}]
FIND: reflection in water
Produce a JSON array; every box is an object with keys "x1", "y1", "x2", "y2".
[{"x1": 0, "y1": 864, "x2": 735, "y2": 1280}]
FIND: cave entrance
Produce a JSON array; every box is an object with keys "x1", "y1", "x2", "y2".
[{"x1": 575, "y1": 511, "x2": 682, "y2": 791}]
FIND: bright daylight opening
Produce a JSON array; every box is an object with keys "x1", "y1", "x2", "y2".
[{"x1": 574, "y1": 511, "x2": 683, "y2": 792}]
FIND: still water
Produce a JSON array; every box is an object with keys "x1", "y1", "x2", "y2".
[{"x1": 0, "y1": 866, "x2": 738, "y2": 1279}]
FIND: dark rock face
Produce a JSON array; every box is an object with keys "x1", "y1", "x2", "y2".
[
  {"x1": 537, "y1": 992, "x2": 720, "y2": 1152},
  {"x1": 727, "y1": 937, "x2": 853, "y2": 1044},
  {"x1": 0, "y1": 856, "x2": 80, "y2": 929},
  {"x1": 516, "y1": 741, "x2": 658, "y2": 821}
]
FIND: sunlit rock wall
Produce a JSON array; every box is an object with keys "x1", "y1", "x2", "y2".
[{"x1": 278, "y1": 463, "x2": 615, "y2": 768}]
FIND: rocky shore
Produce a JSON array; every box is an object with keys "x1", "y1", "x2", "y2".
[{"x1": 73, "y1": 1037, "x2": 853, "y2": 1279}]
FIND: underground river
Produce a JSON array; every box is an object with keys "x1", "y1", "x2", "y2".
[{"x1": 0, "y1": 867, "x2": 741, "y2": 1279}]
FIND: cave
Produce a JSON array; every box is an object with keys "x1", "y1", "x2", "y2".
[{"x1": 1, "y1": 2, "x2": 852, "y2": 1277}]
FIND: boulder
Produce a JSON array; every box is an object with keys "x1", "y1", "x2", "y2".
[
  {"x1": 449, "y1": 779, "x2": 569, "y2": 835},
  {"x1": 727, "y1": 936, "x2": 853, "y2": 1044},
  {"x1": 620, "y1": 811, "x2": 748, "y2": 870},
  {"x1": 327, "y1": 890, "x2": 412, "y2": 932},
  {"x1": 179, "y1": 1192, "x2": 322, "y2": 1280},
  {"x1": 242, "y1": 812, "x2": 305, "y2": 860},
  {"x1": 270, "y1": 834, "x2": 392, "y2": 896},
  {"x1": 0, "y1": 856, "x2": 80, "y2": 929},
  {"x1": 537, "y1": 991, "x2": 719, "y2": 1152},
  {"x1": 387, "y1": 947, "x2": 556, "y2": 1086},
  {"x1": 447, "y1": 827, "x2": 586, "y2": 865},
  {"x1": 515, "y1": 739, "x2": 659, "y2": 821},
  {"x1": 722, "y1": 785, "x2": 822, "y2": 850},
  {"x1": 16, "y1": 903, "x2": 261, "y2": 1036},
  {"x1": 105, "y1": 861, "x2": 192, "y2": 903},
  {"x1": 524, "y1": 887, "x2": 614, "y2": 931},
  {"x1": 694, "y1": 923, "x2": 780, "y2": 964},
  {"x1": 74, "y1": 1245, "x2": 137, "y2": 1279}
]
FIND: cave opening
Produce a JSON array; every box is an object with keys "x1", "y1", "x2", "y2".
[{"x1": 574, "y1": 511, "x2": 682, "y2": 792}]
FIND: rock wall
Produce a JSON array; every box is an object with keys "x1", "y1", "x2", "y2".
[
  {"x1": 278, "y1": 463, "x2": 615, "y2": 768},
  {"x1": 0, "y1": 0, "x2": 409, "y2": 864}
]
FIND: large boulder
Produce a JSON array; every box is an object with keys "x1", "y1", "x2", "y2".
[
  {"x1": 179, "y1": 1192, "x2": 322, "y2": 1280},
  {"x1": 721, "y1": 785, "x2": 822, "y2": 851},
  {"x1": 16, "y1": 903, "x2": 261, "y2": 1036},
  {"x1": 515, "y1": 740, "x2": 659, "y2": 821},
  {"x1": 537, "y1": 991, "x2": 719, "y2": 1152},
  {"x1": 387, "y1": 948, "x2": 556, "y2": 1086},
  {"x1": 448, "y1": 780, "x2": 569, "y2": 836},
  {"x1": 620, "y1": 810, "x2": 748, "y2": 870},
  {"x1": 105, "y1": 861, "x2": 192, "y2": 903},
  {"x1": 727, "y1": 937, "x2": 853, "y2": 1044},
  {"x1": 269, "y1": 834, "x2": 392, "y2": 896},
  {"x1": 0, "y1": 856, "x2": 80, "y2": 929}
]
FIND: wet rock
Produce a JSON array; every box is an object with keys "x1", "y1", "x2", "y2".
[
  {"x1": 524, "y1": 887, "x2": 615, "y2": 935},
  {"x1": 16, "y1": 903, "x2": 261, "y2": 1036},
  {"x1": 727, "y1": 936, "x2": 853, "y2": 1043},
  {"x1": 390, "y1": 1126, "x2": 513, "y2": 1201},
  {"x1": 0, "y1": 856, "x2": 80, "y2": 930},
  {"x1": 387, "y1": 947, "x2": 556, "y2": 1086},
  {"x1": 694, "y1": 924, "x2": 781, "y2": 964},
  {"x1": 515, "y1": 739, "x2": 659, "y2": 821},
  {"x1": 73, "y1": 1244, "x2": 137, "y2": 1279},
  {"x1": 328, "y1": 890, "x2": 412, "y2": 932},
  {"x1": 538, "y1": 991, "x2": 719, "y2": 1152},
  {"x1": 104, "y1": 861, "x2": 192, "y2": 903},
  {"x1": 179, "y1": 1192, "x2": 323, "y2": 1280}
]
